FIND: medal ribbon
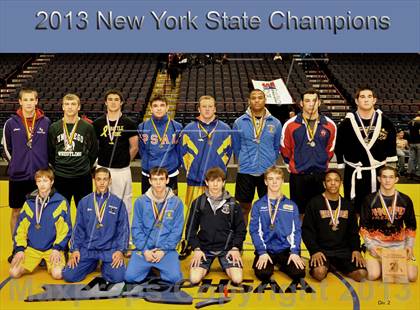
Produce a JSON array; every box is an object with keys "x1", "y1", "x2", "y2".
[
  {"x1": 355, "y1": 111, "x2": 375, "y2": 142},
  {"x1": 94, "y1": 193, "x2": 109, "y2": 225},
  {"x1": 152, "y1": 199, "x2": 168, "y2": 226},
  {"x1": 251, "y1": 113, "x2": 265, "y2": 141},
  {"x1": 198, "y1": 120, "x2": 218, "y2": 141},
  {"x1": 151, "y1": 117, "x2": 171, "y2": 147},
  {"x1": 267, "y1": 196, "x2": 282, "y2": 227},
  {"x1": 23, "y1": 116, "x2": 36, "y2": 144},
  {"x1": 106, "y1": 114, "x2": 121, "y2": 143},
  {"x1": 378, "y1": 191, "x2": 397, "y2": 224},
  {"x1": 63, "y1": 117, "x2": 80, "y2": 148},
  {"x1": 323, "y1": 194, "x2": 341, "y2": 227},
  {"x1": 35, "y1": 194, "x2": 50, "y2": 226},
  {"x1": 302, "y1": 117, "x2": 319, "y2": 143}
]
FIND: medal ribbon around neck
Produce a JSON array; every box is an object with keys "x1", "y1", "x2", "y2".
[
  {"x1": 355, "y1": 111, "x2": 375, "y2": 142},
  {"x1": 94, "y1": 193, "x2": 109, "y2": 225},
  {"x1": 323, "y1": 194, "x2": 341, "y2": 228},
  {"x1": 63, "y1": 117, "x2": 80, "y2": 148},
  {"x1": 302, "y1": 117, "x2": 319, "y2": 143},
  {"x1": 152, "y1": 199, "x2": 169, "y2": 227},
  {"x1": 267, "y1": 196, "x2": 282, "y2": 228},
  {"x1": 23, "y1": 115, "x2": 36, "y2": 144},
  {"x1": 106, "y1": 114, "x2": 121, "y2": 144},
  {"x1": 198, "y1": 120, "x2": 218, "y2": 141},
  {"x1": 378, "y1": 191, "x2": 398, "y2": 224},
  {"x1": 151, "y1": 117, "x2": 171, "y2": 147},
  {"x1": 251, "y1": 113, "x2": 265, "y2": 142},
  {"x1": 35, "y1": 194, "x2": 50, "y2": 227}
]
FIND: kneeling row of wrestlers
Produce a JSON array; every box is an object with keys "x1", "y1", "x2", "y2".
[{"x1": 10, "y1": 166, "x2": 417, "y2": 284}]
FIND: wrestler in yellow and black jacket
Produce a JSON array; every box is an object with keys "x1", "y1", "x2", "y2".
[{"x1": 13, "y1": 189, "x2": 72, "y2": 253}]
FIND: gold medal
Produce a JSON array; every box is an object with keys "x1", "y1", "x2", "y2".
[
  {"x1": 267, "y1": 196, "x2": 282, "y2": 232},
  {"x1": 151, "y1": 117, "x2": 171, "y2": 149},
  {"x1": 64, "y1": 143, "x2": 73, "y2": 152},
  {"x1": 152, "y1": 197, "x2": 169, "y2": 229},
  {"x1": 303, "y1": 116, "x2": 319, "y2": 147},
  {"x1": 378, "y1": 191, "x2": 398, "y2": 228},
  {"x1": 35, "y1": 194, "x2": 49, "y2": 231},
  {"x1": 356, "y1": 111, "x2": 375, "y2": 144},
  {"x1": 106, "y1": 114, "x2": 121, "y2": 145},
  {"x1": 251, "y1": 113, "x2": 265, "y2": 143},
  {"x1": 198, "y1": 120, "x2": 218, "y2": 145},
  {"x1": 63, "y1": 118, "x2": 80, "y2": 152},
  {"x1": 94, "y1": 193, "x2": 109, "y2": 230},
  {"x1": 23, "y1": 115, "x2": 35, "y2": 149},
  {"x1": 324, "y1": 194, "x2": 341, "y2": 232}
]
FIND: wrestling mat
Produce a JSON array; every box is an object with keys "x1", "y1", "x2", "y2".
[{"x1": 1, "y1": 181, "x2": 419, "y2": 310}]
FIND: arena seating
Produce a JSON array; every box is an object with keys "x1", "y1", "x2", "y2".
[
  {"x1": 325, "y1": 54, "x2": 420, "y2": 124},
  {"x1": 0, "y1": 54, "x2": 34, "y2": 85},
  {"x1": 1, "y1": 54, "x2": 159, "y2": 124},
  {"x1": 176, "y1": 54, "x2": 311, "y2": 125},
  {"x1": 0, "y1": 53, "x2": 418, "y2": 130}
]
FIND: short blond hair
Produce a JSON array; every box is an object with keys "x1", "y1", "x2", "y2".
[
  {"x1": 18, "y1": 88, "x2": 38, "y2": 100},
  {"x1": 62, "y1": 93, "x2": 80, "y2": 106},
  {"x1": 35, "y1": 168, "x2": 55, "y2": 182},
  {"x1": 264, "y1": 166, "x2": 284, "y2": 180},
  {"x1": 198, "y1": 95, "x2": 215, "y2": 108}
]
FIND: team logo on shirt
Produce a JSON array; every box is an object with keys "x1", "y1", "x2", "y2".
[
  {"x1": 372, "y1": 206, "x2": 404, "y2": 220},
  {"x1": 221, "y1": 204, "x2": 231, "y2": 214},
  {"x1": 319, "y1": 210, "x2": 348, "y2": 219},
  {"x1": 141, "y1": 133, "x2": 177, "y2": 145},
  {"x1": 109, "y1": 205, "x2": 118, "y2": 215},
  {"x1": 166, "y1": 210, "x2": 174, "y2": 219},
  {"x1": 63, "y1": 140, "x2": 75, "y2": 152},
  {"x1": 267, "y1": 124, "x2": 275, "y2": 133},
  {"x1": 320, "y1": 129, "x2": 327, "y2": 137},
  {"x1": 100, "y1": 125, "x2": 124, "y2": 138},
  {"x1": 378, "y1": 128, "x2": 388, "y2": 140},
  {"x1": 282, "y1": 204, "x2": 294, "y2": 211}
]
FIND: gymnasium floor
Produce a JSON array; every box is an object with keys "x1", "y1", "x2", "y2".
[{"x1": 0, "y1": 181, "x2": 419, "y2": 310}]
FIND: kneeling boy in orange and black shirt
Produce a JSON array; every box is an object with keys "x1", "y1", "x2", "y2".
[{"x1": 360, "y1": 166, "x2": 417, "y2": 282}]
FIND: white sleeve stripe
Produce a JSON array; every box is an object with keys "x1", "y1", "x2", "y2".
[
  {"x1": 325, "y1": 116, "x2": 337, "y2": 152},
  {"x1": 386, "y1": 156, "x2": 398, "y2": 162},
  {"x1": 258, "y1": 213, "x2": 267, "y2": 250},
  {"x1": 280, "y1": 116, "x2": 296, "y2": 148},
  {"x1": 288, "y1": 220, "x2": 296, "y2": 249},
  {"x1": 2, "y1": 120, "x2": 12, "y2": 161}
]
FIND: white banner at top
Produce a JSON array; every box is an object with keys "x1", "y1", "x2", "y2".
[{"x1": 252, "y1": 78, "x2": 293, "y2": 105}]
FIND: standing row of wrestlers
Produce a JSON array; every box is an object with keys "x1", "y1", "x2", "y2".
[{"x1": 2, "y1": 86, "x2": 417, "y2": 283}]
